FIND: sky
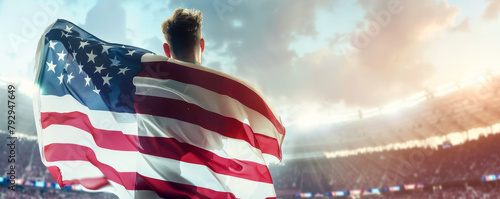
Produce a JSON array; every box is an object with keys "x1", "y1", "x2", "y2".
[{"x1": 1, "y1": 0, "x2": 500, "y2": 133}]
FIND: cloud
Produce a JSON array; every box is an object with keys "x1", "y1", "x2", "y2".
[
  {"x1": 82, "y1": 0, "x2": 129, "y2": 44},
  {"x1": 142, "y1": 36, "x2": 165, "y2": 55},
  {"x1": 287, "y1": 0, "x2": 460, "y2": 107},
  {"x1": 483, "y1": 0, "x2": 500, "y2": 20},
  {"x1": 450, "y1": 18, "x2": 470, "y2": 32}
]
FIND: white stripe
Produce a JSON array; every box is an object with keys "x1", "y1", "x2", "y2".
[
  {"x1": 44, "y1": 160, "x2": 105, "y2": 180},
  {"x1": 40, "y1": 95, "x2": 137, "y2": 135},
  {"x1": 134, "y1": 77, "x2": 283, "y2": 143},
  {"x1": 137, "y1": 113, "x2": 269, "y2": 164},
  {"x1": 42, "y1": 125, "x2": 276, "y2": 198},
  {"x1": 140, "y1": 54, "x2": 282, "y2": 128}
]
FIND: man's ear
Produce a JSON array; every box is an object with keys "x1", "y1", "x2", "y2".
[
  {"x1": 200, "y1": 38, "x2": 205, "y2": 53},
  {"x1": 163, "y1": 43, "x2": 171, "y2": 58}
]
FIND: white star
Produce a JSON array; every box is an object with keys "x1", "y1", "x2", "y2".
[
  {"x1": 79, "y1": 41, "x2": 89, "y2": 49},
  {"x1": 72, "y1": 51, "x2": 77, "y2": 61},
  {"x1": 67, "y1": 73, "x2": 74, "y2": 84},
  {"x1": 57, "y1": 50, "x2": 67, "y2": 61},
  {"x1": 64, "y1": 63, "x2": 70, "y2": 71},
  {"x1": 84, "y1": 75, "x2": 91, "y2": 87},
  {"x1": 118, "y1": 67, "x2": 130, "y2": 75},
  {"x1": 110, "y1": 56, "x2": 120, "y2": 67},
  {"x1": 125, "y1": 50, "x2": 135, "y2": 56},
  {"x1": 101, "y1": 45, "x2": 112, "y2": 54},
  {"x1": 61, "y1": 31, "x2": 69, "y2": 38},
  {"x1": 86, "y1": 50, "x2": 97, "y2": 63},
  {"x1": 49, "y1": 40, "x2": 57, "y2": 50},
  {"x1": 68, "y1": 42, "x2": 72, "y2": 49},
  {"x1": 64, "y1": 25, "x2": 73, "y2": 33},
  {"x1": 94, "y1": 65, "x2": 106, "y2": 73},
  {"x1": 78, "y1": 63, "x2": 84, "y2": 74},
  {"x1": 102, "y1": 73, "x2": 113, "y2": 86},
  {"x1": 93, "y1": 86, "x2": 100, "y2": 95},
  {"x1": 121, "y1": 45, "x2": 126, "y2": 48},
  {"x1": 57, "y1": 74, "x2": 64, "y2": 85},
  {"x1": 46, "y1": 61, "x2": 56, "y2": 73}
]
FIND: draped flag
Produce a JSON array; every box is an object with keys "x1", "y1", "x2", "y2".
[{"x1": 33, "y1": 19, "x2": 285, "y2": 199}]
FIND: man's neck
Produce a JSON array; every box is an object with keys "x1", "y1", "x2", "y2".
[
  {"x1": 172, "y1": 55, "x2": 201, "y2": 65},
  {"x1": 177, "y1": 57, "x2": 201, "y2": 65}
]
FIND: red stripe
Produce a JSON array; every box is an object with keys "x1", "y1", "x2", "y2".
[
  {"x1": 138, "y1": 61, "x2": 285, "y2": 135},
  {"x1": 44, "y1": 144, "x2": 238, "y2": 198},
  {"x1": 41, "y1": 111, "x2": 138, "y2": 151},
  {"x1": 134, "y1": 95, "x2": 282, "y2": 159},
  {"x1": 41, "y1": 111, "x2": 273, "y2": 183}
]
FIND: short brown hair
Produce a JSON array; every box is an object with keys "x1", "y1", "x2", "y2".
[{"x1": 161, "y1": 8, "x2": 203, "y2": 56}]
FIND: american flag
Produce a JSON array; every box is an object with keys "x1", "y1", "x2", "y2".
[{"x1": 33, "y1": 19, "x2": 285, "y2": 199}]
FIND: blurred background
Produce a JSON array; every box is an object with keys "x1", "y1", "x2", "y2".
[{"x1": 1, "y1": 0, "x2": 500, "y2": 198}]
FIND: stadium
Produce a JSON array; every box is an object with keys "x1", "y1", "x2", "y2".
[{"x1": 2, "y1": 69, "x2": 500, "y2": 199}]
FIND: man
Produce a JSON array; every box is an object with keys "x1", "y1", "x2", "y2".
[{"x1": 161, "y1": 8, "x2": 205, "y2": 65}]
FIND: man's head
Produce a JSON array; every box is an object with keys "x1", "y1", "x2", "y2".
[{"x1": 161, "y1": 8, "x2": 205, "y2": 64}]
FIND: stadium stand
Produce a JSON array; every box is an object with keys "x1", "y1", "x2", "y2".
[{"x1": 271, "y1": 132, "x2": 500, "y2": 198}]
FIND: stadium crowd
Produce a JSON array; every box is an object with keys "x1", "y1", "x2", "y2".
[
  {"x1": 270, "y1": 132, "x2": 500, "y2": 198},
  {"x1": 361, "y1": 183, "x2": 500, "y2": 199}
]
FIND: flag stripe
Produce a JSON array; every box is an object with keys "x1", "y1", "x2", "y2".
[
  {"x1": 41, "y1": 112, "x2": 273, "y2": 183},
  {"x1": 137, "y1": 113, "x2": 277, "y2": 165},
  {"x1": 41, "y1": 111, "x2": 138, "y2": 151},
  {"x1": 138, "y1": 136, "x2": 273, "y2": 183},
  {"x1": 134, "y1": 94, "x2": 282, "y2": 159},
  {"x1": 45, "y1": 160, "x2": 106, "y2": 181},
  {"x1": 45, "y1": 144, "x2": 137, "y2": 189},
  {"x1": 134, "y1": 76, "x2": 283, "y2": 141},
  {"x1": 138, "y1": 61, "x2": 285, "y2": 135},
  {"x1": 43, "y1": 143, "x2": 276, "y2": 198},
  {"x1": 39, "y1": 95, "x2": 138, "y2": 135},
  {"x1": 39, "y1": 95, "x2": 271, "y2": 163}
]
